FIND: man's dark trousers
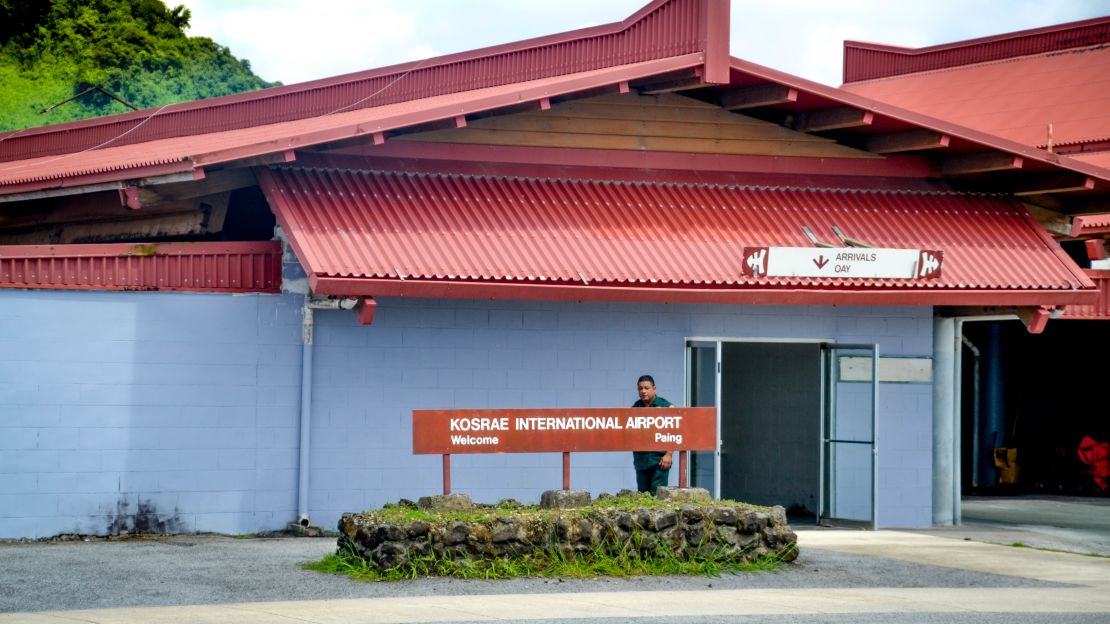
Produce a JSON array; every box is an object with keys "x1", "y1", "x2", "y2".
[{"x1": 636, "y1": 463, "x2": 669, "y2": 495}]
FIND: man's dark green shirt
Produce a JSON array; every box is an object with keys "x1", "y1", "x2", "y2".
[{"x1": 632, "y1": 395, "x2": 673, "y2": 469}]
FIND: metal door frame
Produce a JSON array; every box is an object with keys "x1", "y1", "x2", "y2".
[
  {"x1": 819, "y1": 343, "x2": 880, "y2": 530},
  {"x1": 685, "y1": 336, "x2": 831, "y2": 502}
]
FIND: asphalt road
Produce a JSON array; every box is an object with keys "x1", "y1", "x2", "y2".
[{"x1": 0, "y1": 534, "x2": 1066, "y2": 614}]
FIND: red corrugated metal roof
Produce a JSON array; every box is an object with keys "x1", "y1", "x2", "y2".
[
  {"x1": 2, "y1": 0, "x2": 1108, "y2": 204},
  {"x1": 841, "y1": 45, "x2": 1110, "y2": 150},
  {"x1": 0, "y1": 241, "x2": 281, "y2": 293},
  {"x1": 1071, "y1": 213, "x2": 1110, "y2": 238},
  {"x1": 1064, "y1": 270, "x2": 1110, "y2": 318},
  {"x1": 0, "y1": 0, "x2": 714, "y2": 164},
  {"x1": 1074, "y1": 151, "x2": 1110, "y2": 169},
  {"x1": 726, "y1": 55, "x2": 1110, "y2": 182},
  {"x1": 259, "y1": 166, "x2": 1094, "y2": 306},
  {"x1": 0, "y1": 56, "x2": 701, "y2": 195},
  {"x1": 842, "y1": 16, "x2": 1110, "y2": 83},
  {"x1": 5, "y1": 51, "x2": 1107, "y2": 200}
]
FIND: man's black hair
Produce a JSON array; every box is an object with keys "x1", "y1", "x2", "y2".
[{"x1": 637, "y1": 375, "x2": 655, "y2": 386}]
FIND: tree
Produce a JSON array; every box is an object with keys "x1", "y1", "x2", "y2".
[{"x1": 0, "y1": 0, "x2": 278, "y2": 132}]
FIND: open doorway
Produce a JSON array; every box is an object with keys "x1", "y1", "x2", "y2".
[
  {"x1": 961, "y1": 320, "x2": 1110, "y2": 498},
  {"x1": 720, "y1": 342, "x2": 822, "y2": 517},
  {"x1": 688, "y1": 339, "x2": 879, "y2": 528}
]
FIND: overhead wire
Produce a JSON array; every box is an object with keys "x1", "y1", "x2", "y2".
[{"x1": 0, "y1": 55, "x2": 434, "y2": 178}]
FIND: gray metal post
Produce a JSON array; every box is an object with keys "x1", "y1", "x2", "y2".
[
  {"x1": 297, "y1": 305, "x2": 314, "y2": 525},
  {"x1": 932, "y1": 317, "x2": 956, "y2": 526}
]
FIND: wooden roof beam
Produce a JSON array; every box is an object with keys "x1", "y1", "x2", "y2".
[
  {"x1": 794, "y1": 107, "x2": 873, "y2": 133},
  {"x1": 1012, "y1": 175, "x2": 1096, "y2": 197},
  {"x1": 1023, "y1": 204, "x2": 1072, "y2": 237},
  {"x1": 138, "y1": 168, "x2": 256, "y2": 206},
  {"x1": 719, "y1": 84, "x2": 798, "y2": 110},
  {"x1": 1058, "y1": 197, "x2": 1110, "y2": 215},
  {"x1": 863, "y1": 130, "x2": 951, "y2": 154},
  {"x1": 1072, "y1": 213, "x2": 1110, "y2": 238},
  {"x1": 940, "y1": 152, "x2": 1023, "y2": 176},
  {"x1": 637, "y1": 67, "x2": 707, "y2": 94}
]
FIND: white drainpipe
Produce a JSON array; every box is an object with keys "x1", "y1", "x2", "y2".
[{"x1": 297, "y1": 296, "x2": 357, "y2": 527}]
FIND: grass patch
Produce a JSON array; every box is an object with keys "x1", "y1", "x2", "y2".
[
  {"x1": 365, "y1": 493, "x2": 768, "y2": 526},
  {"x1": 304, "y1": 537, "x2": 794, "y2": 582},
  {"x1": 1005, "y1": 541, "x2": 1109, "y2": 558}
]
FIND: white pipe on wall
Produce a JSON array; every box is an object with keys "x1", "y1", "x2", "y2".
[{"x1": 296, "y1": 297, "x2": 358, "y2": 526}]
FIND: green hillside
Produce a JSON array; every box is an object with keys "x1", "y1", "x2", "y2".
[{"x1": 0, "y1": 0, "x2": 277, "y2": 133}]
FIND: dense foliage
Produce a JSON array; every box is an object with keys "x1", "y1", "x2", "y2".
[{"x1": 0, "y1": 0, "x2": 277, "y2": 132}]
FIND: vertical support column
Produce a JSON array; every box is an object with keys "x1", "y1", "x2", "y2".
[
  {"x1": 562, "y1": 452, "x2": 570, "y2": 491},
  {"x1": 296, "y1": 305, "x2": 314, "y2": 526},
  {"x1": 678, "y1": 451, "x2": 688, "y2": 488},
  {"x1": 932, "y1": 317, "x2": 956, "y2": 526},
  {"x1": 978, "y1": 323, "x2": 1005, "y2": 489},
  {"x1": 443, "y1": 454, "x2": 451, "y2": 495}
]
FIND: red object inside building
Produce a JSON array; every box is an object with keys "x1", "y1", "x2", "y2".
[{"x1": 1078, "y1": 436, "x2": 1110, "y2": 490}]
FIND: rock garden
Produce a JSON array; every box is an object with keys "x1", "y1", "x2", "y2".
[{"x1": 313, "y1": 488, "x2": 798, "y2": 580}]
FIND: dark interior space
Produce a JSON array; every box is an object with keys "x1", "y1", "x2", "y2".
[
  {"x1": 719, "y1": 342, "x2": 821, "y2": 516},
  {"x1": 962, "y1": 319, "x2": 1110, "y2": 497},
  {"x1": 219, "y1": 186, "x2": 277, "y2": 241}
]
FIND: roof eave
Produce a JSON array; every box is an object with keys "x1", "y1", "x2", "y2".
[{"x1": 311, "y1": 276, "x2": 1100, "y2": 307}]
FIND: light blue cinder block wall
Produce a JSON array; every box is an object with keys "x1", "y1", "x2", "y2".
[
  {"x1": 0, "y1": 290, "x2": 303, "y2": 539},
  {"x1": 0, "y1": 289, "x2": 933, "y2": 539},
  {"x1": 307, "y1": 297, "x2": 934, "y2": 530}
]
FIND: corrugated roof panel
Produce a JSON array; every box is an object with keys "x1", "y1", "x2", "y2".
[
  {"x1": 843, "y1": 16, "x2": 1110, "y2": 83},
  {"x1": 0, "y1": 242, "x2": 281, "y2": 293},
  {"x1": 0, "y1": 56, "x2": 701, "y2": 194},
  {"x1": 1064, "y1": 271, "x2": 1110, "y2": 319},
  {"x1": 261, "y1": 167, "x2": 1090, "y2": 294},
  {"x1": 843, "y1": 45, "x2": 1110, "y2": 149},
  {"x1": 0, "y1": 0, "x2": 707, "y2": 164},
  {"x1": 1073, "y1": 151, "x2": 1110, "y2": 170}
]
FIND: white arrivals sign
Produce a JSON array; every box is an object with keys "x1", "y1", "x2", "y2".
[{"x1": 741, "y1": 247, "x2": 943, "y2": 280}]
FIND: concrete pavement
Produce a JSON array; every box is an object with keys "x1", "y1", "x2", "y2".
[
  {"x1": 2, "y1": 529, "x2": 1108, "y2": 623},
  {"x1": 955, "y1": 495, "x2": 1110, "y2": 556}
]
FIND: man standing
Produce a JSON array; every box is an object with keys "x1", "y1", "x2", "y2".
[{"x1": 632, "y1": 375, "x2": 673, "y2": 495}]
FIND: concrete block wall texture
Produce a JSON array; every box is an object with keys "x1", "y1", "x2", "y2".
[
  {"x1": 307, "y1": 298, "x2": 934, "y2": 530},
  {"x1": 0, "y1": 289, "x2": 934, "y2": 539},
  {"x1": 0, "y1": 290, "x2": 303, "y2": 539}
]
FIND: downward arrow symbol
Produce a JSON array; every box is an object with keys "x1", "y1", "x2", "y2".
[{"x1": 813, "y1": 255, "x2": 829, "y2": 270}]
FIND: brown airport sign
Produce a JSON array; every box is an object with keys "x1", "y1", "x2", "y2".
[{"x1": 413, "y1": 407, "x2": 717, "y2": 455}]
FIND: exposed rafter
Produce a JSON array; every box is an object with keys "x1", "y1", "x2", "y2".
[
  {"x1": 794, "y1": 107, "x2": 873, "y2": 132},
  {"x1": 863, "y1": 130, "x2": 951, "y2": 154},
  {"x1": 940, "y1": 152, "x2": 1023, "y2": 176},
  {"x1": 137, "y1": 168, "x2": 256, "y2": 207},
  {"x1": 1023, "y1": 204, "x2": 1073, "y2": 237},
  {"x1": 636, "y1": 67, "x2": 707, "y2": 94},
  {"x1": 719, "y1": 84, "x2": 798, "y2": 110},
  {"x1": 1011, "y1": 175, "x2": 1096, "y2": 197},
  {"x1": 1072, "y1": 213, "x2": 1110, "y2": 237}
]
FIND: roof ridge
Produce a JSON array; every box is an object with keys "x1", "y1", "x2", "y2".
[
  {"x1": 0, "y1": 0, "x2": 721, "y2": 164},
  {"x1": 843, "y1": 14, "x2": 1110, "y2": 82},
  {"x1": 844, "y1": 42, "x2": 1110, "y2": 87}
]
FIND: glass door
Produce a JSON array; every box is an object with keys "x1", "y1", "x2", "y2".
[{"x1": 819, "y1": 343, "x2": 879, "y2": 529}]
